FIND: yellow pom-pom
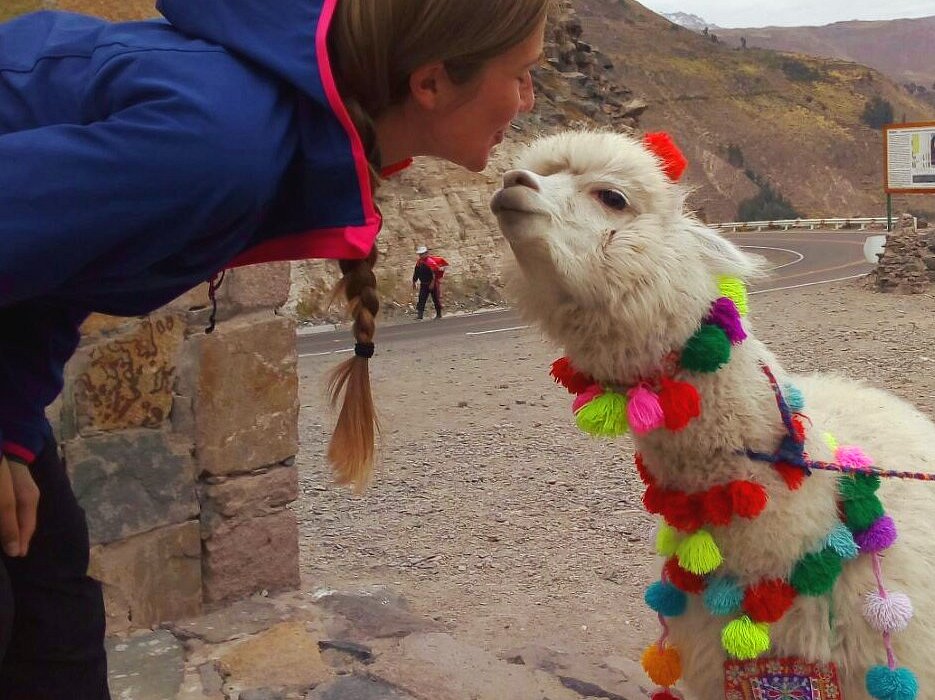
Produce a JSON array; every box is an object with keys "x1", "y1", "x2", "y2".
[
  {"x1": 574, "y1": 391, "x2": 629, "y2": 437},
  {"x1": 717, "y1": 276, "x2": 749, "y2": 316},
  {"x1": 676, "y1": 529, "x2": 723, "y2": 575},
  {"x1": 656, "y1": 524, "x2": 681, "y2": 557},
  {"x1": 823, "y1": 432, "x2": 839, "y2": 451},
  {"x1": 641, "y1": 642, "x2": 682, "y2": 686},
  {"x1": 721, "y1": 616, "x2": 771, "y2": 660}
]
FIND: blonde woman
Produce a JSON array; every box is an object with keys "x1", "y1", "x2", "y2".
[{"x1": 0, "y1": 0, "x2": 548, "y2": 695}]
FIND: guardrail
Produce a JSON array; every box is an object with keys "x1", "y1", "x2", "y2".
[{"x1": 710, "y1": 217, "x2": 902, "y2": 233}]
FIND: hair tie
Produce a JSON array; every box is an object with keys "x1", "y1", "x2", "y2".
[{"x1": 354, "y1": 342, "x2": 375, "y2": 359}]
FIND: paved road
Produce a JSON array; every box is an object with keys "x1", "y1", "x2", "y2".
[{"x1": 297, "y1": 229, "x2": 874, "y2": 357}]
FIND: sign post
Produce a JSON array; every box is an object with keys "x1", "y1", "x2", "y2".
[{"x1": 884, "y1": 122, "x2": 935, "y2": 232}]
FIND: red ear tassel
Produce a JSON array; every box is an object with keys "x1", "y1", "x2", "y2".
[
  {"x1": 549, "y1": 357, "x2": 594, "y2": 394},
  {"x1": 643, "y1": 132, "x2": 688, "y2": 182}
]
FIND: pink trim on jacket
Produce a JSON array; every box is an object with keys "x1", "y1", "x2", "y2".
[
  {"x1": 2, "y1": 441, "x2": 36, "y2": 465},
  {"x1": 229, "y1": 0, "x2": 381, "y2": 268}
]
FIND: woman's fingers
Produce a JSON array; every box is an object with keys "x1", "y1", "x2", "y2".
[{"x1": 9, "y1": 460, "x2": 39, "y2": 556}]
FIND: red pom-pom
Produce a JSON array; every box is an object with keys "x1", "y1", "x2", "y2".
[
  {"x1": 664, "y1": 557, "x2": 706, "y2": 594},
  {"x1": 652, "y1": 691, "x2": 680, "y2": 700},
  {"x1": 774, "y1": 461, "x2": 806, "y2": 491},
  {"x1": 702, "y1": 484, "x2": 733, "y2": 526},
  {"x1": 550, "y1": 357, "x2": 594, "y2": 394},
  {"x1": 791, "y1": 414, "x2": 807, "y2": 442},
  {"x1": 658, "y1": 378, "x2": 701, "y2": 431},
  {"x1": 635, "y1": 452, "x2": 656, "y2": 486},
  {"x1": 729, "y1": 481, "x2": 768, "y2": 519},
  {"x1": 662, "y1": 490, "x2": 704, "y2": 532},
  {"x1": 743, "y1": 579, "x2": 797, "y2": 623},
  {"x1": 643, "y1": 484, "x2": 667, "y2": 514},
  {"x1": 643, "y1": 132, "x2": 688, "y2": 182}
]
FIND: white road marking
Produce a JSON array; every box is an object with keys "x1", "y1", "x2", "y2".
[
  {"x1": 750, "y1": 273, "x2": 868, "y2": 295},
  {"x1": 737, "y1": 245, "x2": 805, "y2": 271},
  {"x1": 465, "y1": 325, "x2": 529, "y2": 336},
  {"x1": 299, "y1": 348, "x2": 353, "y2": 358}
]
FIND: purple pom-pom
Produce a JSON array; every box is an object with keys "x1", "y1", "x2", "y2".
[
  {"x1": 863, "y1": 590, "x2": 914, "y2": 633},
  {"x1": 855, "y1": 515, "x2": 898, "y2": 553},
  {"x1": 706, "y1": 297, "x2": 746, "y2": 344},
  {"x1": 836, "y1": 445, "x2": 874, "y2": 469}
]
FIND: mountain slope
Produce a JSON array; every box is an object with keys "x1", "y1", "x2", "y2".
[{"x1": 574, "y1": 0, "x2": 935, "y2": 221}]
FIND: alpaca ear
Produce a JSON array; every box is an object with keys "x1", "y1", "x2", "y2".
[{"x1": 688, "y1": 222, "x2": 766, "y2": 280}]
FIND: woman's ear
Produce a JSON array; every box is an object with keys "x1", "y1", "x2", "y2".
[{"x1": 408, "y1": 62, "x2": 447, "y2": 110}]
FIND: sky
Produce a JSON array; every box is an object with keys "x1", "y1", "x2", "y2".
[{"x1": 639, "y1": 0, "x2": 935, "y2": 28}]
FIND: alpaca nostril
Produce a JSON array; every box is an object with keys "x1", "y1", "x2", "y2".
[{"x1": 502, "y1": 169, "x2": 540, "y2": 192}]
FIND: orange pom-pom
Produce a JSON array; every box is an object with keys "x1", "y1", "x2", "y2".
[
  {"x1": 643, "y1": 132, "x2": 688, "y2": 182},
  {"x1": 743, "y1": 579, "x2": 796, "y2": 623},
  {"x1": 775, "y1": 462, "x2": 806, "y2": 491},
  {"x1": 664, "y1": 557, "x2": 706, "y2": 594},
  {"x1": 729, "y1": 481, "x2": 768, "y2": 519},
  {"x1": 658, "y1": 378, "x2": 701, "y2": 431},
  {"x1": 641, "y1": 642, "x2": 682, "y2": 687},
  {"x1": 550, "y1": 357, "x2": 594, "y2": 394},
  {"x1": 702, "y1": 484, "x2": 734, "y2": 526}
]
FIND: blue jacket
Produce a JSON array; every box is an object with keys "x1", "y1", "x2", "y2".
[{"x1": 0, "y1": 0, "x2": 381, "y2": 462}]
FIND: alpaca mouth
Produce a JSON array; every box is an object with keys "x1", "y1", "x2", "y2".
[{"x1": 489, "y1": 187, "x2": 549, "y2": 218}]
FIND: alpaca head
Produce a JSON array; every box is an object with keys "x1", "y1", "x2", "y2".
[{"x1": 491, "y1": 130, "x2": 762, "y2": 382}]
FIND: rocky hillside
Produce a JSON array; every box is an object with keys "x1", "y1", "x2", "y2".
[
  {"x1": 573, "y1": 0, "x2": 935, "y2": 224},
  {"x1": 714, "y1": 16, "x2": 935, "y2": 91}
]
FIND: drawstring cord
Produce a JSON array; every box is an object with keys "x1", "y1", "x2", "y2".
[{"x1": 205, "y1": 270, "x2": 226, "y2": 334}]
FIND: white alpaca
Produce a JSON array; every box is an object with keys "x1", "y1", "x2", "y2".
[{"x1": 491, "y1": 130, "x2": 935, "y2": 700}]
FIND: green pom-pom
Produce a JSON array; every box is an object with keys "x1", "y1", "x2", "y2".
[
  {"x1": 676, "y1": 529, "x2": 723, "y2": 575},
  {"x1": 681, "y1": 325, "x2": 731, "y2": 373},
  {"x1": 721, "y1": 616, "x2": 770, "y2": 659},
  {"x1": 839, "y1": 474, "x2": 882, "y2": 501},
  {"x1": 656, "y1": 525, "x2": 681, "y2": 557},
  {"x1": 791, "y1": 547, "x2": 843, "y2": 596},
  {"x1": 844, "y1": 494, "x2": 885, "y2": 532},
  {"x1": 575, "y1": 391, "x2": 629, "y2": 437},
  {"x1": 718, "y1": 276, "x2": 749, "y2": 315}
]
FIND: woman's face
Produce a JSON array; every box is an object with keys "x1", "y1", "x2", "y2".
[{"x1": 422, "y1": 21, "x2": 545, "y2": 172}]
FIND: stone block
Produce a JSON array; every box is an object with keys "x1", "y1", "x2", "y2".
[
  {"x1": 202, "y1": 510, "x2": 299, "y2": 604},
  {"x1": 219, "y1": 263, "x2": 292, "y2": 315},
  {"x1": 71, "y1": 313, "x2": 184, "y2": 433},
  {"x1": 217, "y1": 622, "x2": 331, "y2": 690},
  {"x1": 314, "y1": 591, "x2": 443, "y2": 640},
  {"x1": 184, "y1": 315, "x2": 298, "y2": 475},
  {"x1": 308, "y1": 675, "x2": 416, "y2": 700},
  {"x1": 106, "y1": 630, "x2": 185, "y2": 700},
  {"x1": 80, "y1": 313, "x2": 141, "y2": 339},
  {"x1": 89, "y1": 521, "x2": 202, "y2": 633},
  {"x1": 65, "y1": 430, "x2": 197, "y2": 545},
  {"x1": 200, "y1": 465, "x2": 298, "y2": 532}
]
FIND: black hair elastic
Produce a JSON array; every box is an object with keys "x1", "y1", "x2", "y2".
[{"x1": 354, "y1": 342, "x2": 375, "y2": 359}]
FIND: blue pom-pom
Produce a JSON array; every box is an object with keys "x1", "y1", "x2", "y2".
[
  {"x1": 826, "y1": 523, "x2": 859, "y2": 560},
  {"x1": 644, "y1": 581, "x2": 687, "y2": 617},
  {"x1": 866, "y1": 665, "x2": 918, "y2": 700},
  {"x1": 703, "y1": 576, "x2": 743, "y2": 616},
  {"x1": 783, "y1": 383, "x2": 805, "y2": 412}
]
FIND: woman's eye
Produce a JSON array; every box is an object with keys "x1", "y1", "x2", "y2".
[{"x1": 596, "y1": 189, "x2": 628, "y2": 211}]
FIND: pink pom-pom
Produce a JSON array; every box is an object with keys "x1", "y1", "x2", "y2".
[
  {"x1": 572, "y1": 384, "x2": 603, "y2": 414},
  {"x1": 835, "y1": 445, "x2": 873, "y2": 469},
  {"x1": 863, "y1": 590, "x2": 914, "y2": 633},
  {"x1": 627, "y1": 385, "x2": 665, "y2": 434}
]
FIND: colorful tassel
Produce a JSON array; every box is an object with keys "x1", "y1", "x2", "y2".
[
  {"x1": 550, "y1": 357, "x2": 594, "y2": 394},
  {"x1": 743, "y1": 579, "x2": 796, "y2": 623},
  {"x1": 721, "y1": 616, "x2": 771, "y2": 660},
  {"x1": 676, "y1": 529, "x2": 723, "y2": 575},
  {"x1": 790, "y1": 547, "x2": 843, "y2": 596},
  {"x1": 650, "y1": 691, "x2": 681, "y2": 700},
  {"x1": 701, "y1": 485, "x2": 733, "y2": 526},
  {"x1": 836, "y1": 445, "x2": 874, "y2": 470},
  {"x1": 729, "y1": 481, "x2": 769, "y2": 519},
  {"x1": 717, "y1": 276, "x2": 749, "y2": 315},
  {"x1": 705, "y1": 297, "x2": 746, "y2": 344},
  {"x1": 658, "y1": 378, "x2": 701, "y2": 431},
  {"x1": 825, "y1": 523, "x2": 860, "y2": 560},
  {"x1": 704, "y1": 576, "x2": 743, "y2": 616},
  {"x1": 774, "y1": 461, "x2": 806, "y2": 490},
  {"x1": 863, "y1": 590, "x2": 914, "y2": 633},
  {"x1": 574, "y1": 391, "x2": 629, "y2": 437},
  {"x1": 681, "y1": 324, "x2": 731, "y2": 373},
  {"x1": 628, "y1": 385, "x2": 665, "y2": 434},
  {"x1": 782, "y1": 383, "x2": 805, "y2": 411},
  {"x1": 840, "y1": 473, "x2": 882, "y2": 501},
  {"x1": 662, "y1": 491, "x2": 704, "y2": 532},
  {"x1": 823, "y1": 432, "x2": 839, "y2": 451},
  {"x1": 854, "y1": 515, "x2": 898, "y2": 553},
  {"x1": 844, "y1": 495, "x2": 885, "y2": 532},
  {"x1": 572, "y1": 384, "x2": 603, "y2": 413},
  {"x1": 645, "y1": 581, "x2": 688, "y2": 617},
  {"x1": 865, "y1": 666, "x2": 918, "y2": 700},
  {"x1": 641, "y1": 643, "x2": 682, "y2": 687},
  {"x1": 656, "y1": 525, "x2": 681, "y2": 557},
  {"x1": 643, "y1": 132, "x2": 688, "y2": 182},
  {"x1": 663, "y1": 558, "x2": 706, "y2": 594}
]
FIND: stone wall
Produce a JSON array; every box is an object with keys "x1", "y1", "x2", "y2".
[
  {"x1": 871, "y1": 214, "x2": 935, "y2": 293},
  {"x1": 52, "y1": 263, "x2": 300, "y2": 633}
]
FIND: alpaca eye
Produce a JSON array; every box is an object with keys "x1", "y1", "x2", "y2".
[{"x1": 596, "y1": 189, "x2": 628, "y2": 211}]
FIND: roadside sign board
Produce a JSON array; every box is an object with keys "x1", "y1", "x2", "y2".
[{"x1": 884, "y1": 122, "x2": 935, "y2": 194}]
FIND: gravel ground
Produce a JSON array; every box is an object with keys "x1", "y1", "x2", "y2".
[{"x1": 293, "y1": 279, "x2": 935, "y2": 664}]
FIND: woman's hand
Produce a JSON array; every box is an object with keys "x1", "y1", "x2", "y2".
[{"x1": 0, "y1": 455, "x2": 39, "y2": 557}]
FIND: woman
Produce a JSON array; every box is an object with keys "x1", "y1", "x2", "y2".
[{"x1": 0, "y1": 0, "x2": 547, "y2": 695}]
